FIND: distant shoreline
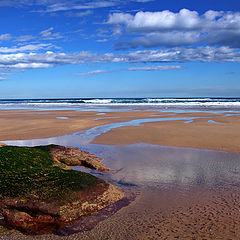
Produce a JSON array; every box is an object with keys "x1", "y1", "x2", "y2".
[{"x1": 0, "y1": 97, "x2": 240, "y2": 112}]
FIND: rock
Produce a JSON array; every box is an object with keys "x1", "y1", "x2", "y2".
[
  {"x1": 48, "y1": 145, "x2": 110, "y2": 171},
  {"x1": 3, "y1": 209, "x2": 59, "y2": 234},
  {"x1": 0, "y1": 144, "x2": 122, "y2": 234},
  {"x1": 1, "y1": 183, "x2": 123, "y2": 234}
]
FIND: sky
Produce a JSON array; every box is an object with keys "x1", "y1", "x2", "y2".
[{"x1": 0, "y1": 0, "x2": 240, "y2": 98}]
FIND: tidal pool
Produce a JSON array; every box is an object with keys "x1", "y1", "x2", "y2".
[{"x1": 4, "y1": 135, "x2": 240, "y2": 192}]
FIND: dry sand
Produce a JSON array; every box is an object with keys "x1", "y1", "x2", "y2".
[{"x1": 1, "y1": 110, "x2": 240, "y2": 239}]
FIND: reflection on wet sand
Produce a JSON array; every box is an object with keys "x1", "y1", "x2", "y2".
[{"x1": 74, "y1": 144, "x2": 240, "y2": 190}]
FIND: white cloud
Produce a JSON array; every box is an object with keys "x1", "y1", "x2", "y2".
[
  {"x1": 0, "y1": 72, "x2": 9, "y2": 80},
  {"x1": 96, "y1": 38, "x2": 109, "y2": 42},
  {"x1": 0, "y1": 76, "x2": 8, "y2": 80},
  {"x1": 74, "y1": 69, "x2": 109, "y2": 76},
  {"x1": 107, "y1": 9, "x2": 240, "y2": 48},
  {"x1": 0, "y1": 46, "x2": 239, "y2": 71},
  {"x1": 15, "y1": 35, "x2": 35, "y2": 42},
  {"x1": 0, "y1": 43, "x2": 53, "y2": 53},
  {"x1": 126, "y1": 65, "x2": 184, "y2": 71},
  {"x1": 0, "y1": 51, "x2": 96, "y2": 69},
  {"x1": 108, "y1": 9, "x2": 202, "y2": 31},
  {"x1": 74, "y1": 65, "x2": 183, "y2": 76},
  {"x1": 117, "y1": 46, "x2": 240, "y2": 63},
  {"x1": 45, "y1": 1, "x2": 116, "y2": 12},
  {"x1": 40, "y1": 27, "x2": 62, "y2": 40},
  {"x1": 0, "y1": 34, "x2": 11, "y2": 41},
  {"x1": 0, "y1": 63, "x2": 53, "y2": 69},
  {"x1": 0, "y1": 0, "x2": 153, "y2": 12},
  {"x1": 44, "y1": 0, "x2": 154, "y2": 12},
  {"x1": 74, "y1": 10, "x2": 93, "y2": 17}
]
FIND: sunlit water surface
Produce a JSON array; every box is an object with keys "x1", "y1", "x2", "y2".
[{"x1": 4, "y1": 133, "x2": 240, "y2": 192}]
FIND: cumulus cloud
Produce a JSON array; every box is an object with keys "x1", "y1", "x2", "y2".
[
  {"x1": 107, "y1": 9, "x2": 240, "y2": 48},
  {"x1": 108, "y1": 9, "x2": 202, "y2": 31},
  {"x1": 0, "y1": 46, "x2": 239, "y2": 70},
  {"x1": 0, "y1": 51, "x2": 96, "y2": 70}
]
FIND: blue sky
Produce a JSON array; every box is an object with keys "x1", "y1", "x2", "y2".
[{"x1": 0, "y1": 0, "x2": 240, "y2": 98}]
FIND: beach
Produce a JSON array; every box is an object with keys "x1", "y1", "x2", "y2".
[
  {"x1": 1, "y1": 108, "x2": 240, "y2": 239},
  {"x1": 2, "y1": 0, "x2": 240, "y2": 237},
  {"x1": 0, "y1": 109, "x2": 239, "y2": 153}
]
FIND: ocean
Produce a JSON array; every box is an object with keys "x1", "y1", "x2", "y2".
[{"x1": 0, "y1": 98, "x2": 240, "y2": 111}]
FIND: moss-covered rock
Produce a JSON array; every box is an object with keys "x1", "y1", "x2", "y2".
[{"x1": 0, "y1": 145, "x2": 123, "y2": 234}]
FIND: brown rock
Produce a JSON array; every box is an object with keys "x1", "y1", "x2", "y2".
[
  {"x1": 0, "y1": 144, "x2": 123, "y2": 234},
  {"x1": 1, "y1": 183, "x2": 123, "y2": 234},
  {"x1": 3, "y1": 209, "x2": 59, "y2": 234},
  {"x1": 48, "y1": 145, "x2": 110, "y2": 171}
]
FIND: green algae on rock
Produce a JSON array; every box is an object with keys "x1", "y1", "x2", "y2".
[{"x1": 0, "y1": 145, "x2": 123, "y2": 234}]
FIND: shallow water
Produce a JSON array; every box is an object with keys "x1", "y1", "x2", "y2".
[
  {"x1": 208, "y1": 119, "x2": 221, "y2": 123},
  {"x1": 4, "y1": 136, "x2": 240, "y2": 192},
  {"x1": 76, "y1": 144, "x2": 240, "y2": 191},
  {"x1": 56, "y1": 117, "x2": 69, "y2": 119},
  {"x1": 185, "y1": 120, "x2": 194, "y2": 123}
]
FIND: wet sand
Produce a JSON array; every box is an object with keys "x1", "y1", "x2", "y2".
[
  {"x1": 1, "y1": 110, "x2": 240, "y2": 239},
  {"x1": 2, "y1": 187, "x2": 240, "y2": 240},
  {"x1": 1, "y1": 109, "x2": 239, "y2": 153},
  {"x1": 0, "y1": 110, "x2": 171, "y2": 140},
  {"x1": 93, "y1": 114, "x2": 240, "y2": 154}
]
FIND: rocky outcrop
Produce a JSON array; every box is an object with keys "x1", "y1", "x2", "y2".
[
  {"x1": 48, "y1": 145, "x2": 110, "y2": 171},
  {"x1": 1, "y1": 183, "x2": 123, "y2": 234},
  {"x1": 0, "y1": 145, "x2": 123, "y2": 234}
]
